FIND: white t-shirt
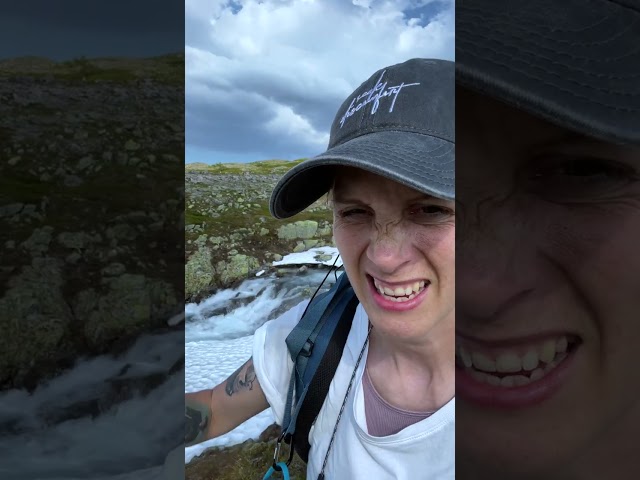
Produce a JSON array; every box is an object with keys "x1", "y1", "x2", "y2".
[{"x1": 253, "y1": 300, "x2": 455, "y2": 480}]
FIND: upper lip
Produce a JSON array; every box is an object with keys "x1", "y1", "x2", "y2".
[{"x1": 367, "y1": 274, "x2": 429, "y2": 288}]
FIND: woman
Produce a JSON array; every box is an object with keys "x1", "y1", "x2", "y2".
[
  {"x1": 455, "y1": 1, "x2": 640, "y2": 479},
  {"x1": 185, "y1": 58, "x2": 455, "y2": 479}
]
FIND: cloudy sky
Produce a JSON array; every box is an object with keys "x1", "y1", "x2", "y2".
[
  {"x1": 0, "y1": 1, "x2": 183, "y2": 60},
  {"x1": 186, "y1": 0, "x2": 454, "y2": 164}
]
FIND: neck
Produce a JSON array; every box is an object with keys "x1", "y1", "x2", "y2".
[{"x1": 366, "y1": 317, "x2": 455, "y2": 411}]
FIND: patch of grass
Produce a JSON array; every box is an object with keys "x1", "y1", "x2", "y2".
[
  {"x1": 186, "y1": 441, "x2": 307, "y2": 480},
  {"x1": 0, "y1": 53, "x2": 184, "y2": 85}
]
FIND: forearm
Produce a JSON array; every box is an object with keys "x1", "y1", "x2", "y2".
[
  {"x1": 185, "y1": 390, "x2": 214, "y2": 446},
  {"x1": 184, "y1": 358, "x2": 270, "y2": 447}
]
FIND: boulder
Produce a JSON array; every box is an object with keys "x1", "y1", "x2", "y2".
[
  {"x1": 185, "y1": 248, "x2": 215, "y2": 298},
  {"x1": 216, "y1": 254, "x2": 259, "y2": 286},
  {"x1": 277, "y1": 220, "x2": 318, "y2": 240}
]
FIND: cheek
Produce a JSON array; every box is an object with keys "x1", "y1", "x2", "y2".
[
  {"x1": 542, "y1": 205, "x2": 640, "y2": 312},
  {"x1": 332, "y1": 219, "x2": 369, "y2": 249},
  {"x1": 416, "y1": 226, "x2": 455, "y2": 272}
]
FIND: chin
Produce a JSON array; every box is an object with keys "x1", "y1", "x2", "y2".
[{"x1": 367, "y1": 306, "x2": 445, "y2": 339}]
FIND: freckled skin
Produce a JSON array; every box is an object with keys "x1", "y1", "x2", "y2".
[{"x1": 456, "y1": 87, "x2": 640, "y2": 479}]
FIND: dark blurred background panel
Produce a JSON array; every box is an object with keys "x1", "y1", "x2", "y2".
[
  {"x1": 0, "y1": 1, "x2": 185, "y2": 478},
  {"x1": 455, "y1": 1, "x2": 640, "y2": 479}
]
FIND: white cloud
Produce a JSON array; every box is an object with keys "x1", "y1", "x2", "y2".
[{"x1": 185, "y1": 0, "x2": 454, "y2": 163}]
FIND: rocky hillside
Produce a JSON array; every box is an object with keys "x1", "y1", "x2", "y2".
[
  {"x1": 0, "y1": 54, "x2": 184, "y2": 390},
  {"x1": 185, "y1": 160, "x2": 334, "y2": 299}
]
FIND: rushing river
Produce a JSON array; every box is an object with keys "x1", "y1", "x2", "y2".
[
  {"x1": 0, "y1": 266, "x2": 336, "y2": 478},
  {"x1": 185, "y1": 268, "x2": 337, "y2": 463}
]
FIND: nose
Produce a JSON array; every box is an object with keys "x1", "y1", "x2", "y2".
[
  {"x1": 456, "y1": 213, "x2": 539, "y2": 324},
  {"x1": 366, "y1": 223, "x2": 413, "y2": 275}
]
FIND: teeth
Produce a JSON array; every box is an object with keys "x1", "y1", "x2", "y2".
[
  {"x1": 530, "y1": 368, "x2": 544, "y2": 381},
  {"x1": 459, "y1": 347, "x2": 473, "y2": 368},
  {"x1": 495, "y1": 352, "x2": 522, "y2": 373},
  {"x1": 458, "y1": 335, "x2": 573, "y2": 387},
  {"x1": 374, "y1": 279, "x2": 427, "y2": 298},
  {"x1": 471, "y1": 352, "x2": 496, "y2": 372},
  {"x1": 521, "y1": 350, "x2": 539, "y2": 371},
  {"x1": 500, "y1": 376, "x2": 516, "y2": 387},
  {"x1": 540, "y1": 339, "x2": 556, "y2": 363}
]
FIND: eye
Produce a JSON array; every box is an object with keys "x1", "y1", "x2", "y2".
[
  {"x1": 524, "y1": 156, "x2": 638, "y2": 201},
  {"x1": 409, "y1": 204, "x2": 454, "y2": 222},
  {"x1": 338, "y1": 207, "x2": 371, "y2": 219}
]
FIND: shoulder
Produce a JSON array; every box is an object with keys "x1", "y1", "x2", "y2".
[
  {"x1": 251, "y1": 300, "x2": 310, "y2": 423},
  {"x1": 257, "y1": 299, "x2": 311, "y2": 345}
]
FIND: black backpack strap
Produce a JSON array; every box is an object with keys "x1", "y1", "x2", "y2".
[{"x1": 291, "y1": 291, "x2": 359, "y2": 463}]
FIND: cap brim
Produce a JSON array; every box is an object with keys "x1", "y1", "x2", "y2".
[
  {"x1": 456, "y1": 0, "x2": 640, "y2": 144},
  {"x1": 269, "y1": 130, "x2": 454, "y2": 219}
]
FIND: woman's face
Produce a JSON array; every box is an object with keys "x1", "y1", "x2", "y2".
[
  {"x1": 456, "y1": 87, "x2": 640, "y2": 478},
  {"x1": 332, "y1": 167, "x2": 455, "y2": 344}
]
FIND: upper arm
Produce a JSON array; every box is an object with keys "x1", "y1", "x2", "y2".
[{"x1": 210, "y1": 357, "x2": 269, "y2": 436}]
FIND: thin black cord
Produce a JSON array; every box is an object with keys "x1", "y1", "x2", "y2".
[
  {"x1": 299, "y1": 254, "x2": 341, "y2": 321},
  {"x1": 317, "y1": 323, "x2": 372, "y2": 480}
]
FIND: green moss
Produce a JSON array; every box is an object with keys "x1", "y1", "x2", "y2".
[
  {"x1": 185, "y1": 159, "x2": 306, "y2": 175},
  {"x1": 185, "y1": 441, "x2": 307, "y2": 480}
]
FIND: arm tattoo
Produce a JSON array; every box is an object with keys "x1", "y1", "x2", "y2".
[
  {"x1": 225, "y1": 359, "x2": 257, "y2": 396},
  {"x1": 185, "y1": 401, "x2": 210, "y2": 446}
]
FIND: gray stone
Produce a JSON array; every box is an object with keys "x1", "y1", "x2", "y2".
[
  {"x1": 124, "y1": 140, "x2": 140, "y2": 151},
  {"x1": 57, "y1": 231, "x2": 88, "y2": 249},
  {"x1": 0, "y1": 203, "x2": 23, "y2": 217},
  {"x1": 185, "y1": 248, "x2": 214, "y2": 298},
  {"x1": 317, "y1": 225, "x2": 332, "y2": 237},
  {"x1": 76, "y1": 156, "x2": 95, "y2": 171},
  {"x1": 63, "y1": 175, "x2": 84, "y2": 187},
  {"x1": 21, "y1": 226, "x2": 54, "y2": 256},
  {"x1": 216, "y1": 254, "x2": 259, "y2": 286},
  {"x1": 102, "y1": 262, "x2": 126, "y2": 276},
  {"x1": 277, "y1": 220, "x2": 318, "y2": 240},
  {"x1": 303, "y1": 239, "x2": 319, "y2": 249}
]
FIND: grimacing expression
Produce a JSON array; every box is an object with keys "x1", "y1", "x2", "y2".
[
  {"x1": 456, "y1": 87, "x2": 640, "y2": 479},
  {"x1": 331, "y1": 167, "x2": 455, "y2": 344}
]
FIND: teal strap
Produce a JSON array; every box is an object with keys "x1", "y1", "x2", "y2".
[{"x1": 262, "y1": 462, "x2": 290, "y2": 480}]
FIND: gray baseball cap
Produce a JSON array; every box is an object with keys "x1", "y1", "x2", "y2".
[
  {"x1": 269, "y1": 58, "x2": 454, "y2": 219},
  {"x1": 456, "y1": 0, "x2": 640, "y2": 144}
]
